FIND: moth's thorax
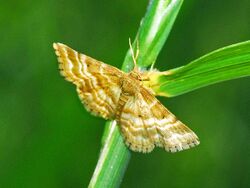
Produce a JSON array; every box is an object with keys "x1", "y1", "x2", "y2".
[{"x1": 120, "y1": 70, "x2": 142, "y2": 95}]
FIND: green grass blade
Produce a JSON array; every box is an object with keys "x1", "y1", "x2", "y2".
[
  {"x1": 149, "y1": 40, "x2": 250, "y2": 97},
  {"x1": 122, "y1": 0, "x2": 184, "y2": 70},
  {"x1": 88, "y1": 0, "x2": 184, "y2": 187}
]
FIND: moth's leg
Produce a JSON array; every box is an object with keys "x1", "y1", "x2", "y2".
[{"x1": 149, "y1": 60, "x2": 156, "y2": 71}]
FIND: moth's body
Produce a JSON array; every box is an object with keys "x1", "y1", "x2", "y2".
[{"x1": 54, "y1": 43, "x2": 199, "y2": 153}]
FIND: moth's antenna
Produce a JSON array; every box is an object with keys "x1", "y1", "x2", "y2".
[
  {"x1": 129, "y1": 38, "x2": 137, "y2": 69},
  {"x1": 135, "y1": 39, "x2": 139, "y2": 61}
]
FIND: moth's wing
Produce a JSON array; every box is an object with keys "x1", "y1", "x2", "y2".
[
  {"x1": 53, "y1": 43, "x2": 123, "y2": 119},
  {"x1": 119, "y1": 86, "x2": 199, "y2": 153}
]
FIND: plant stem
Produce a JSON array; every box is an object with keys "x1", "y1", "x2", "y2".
[{"x1": 88, "y1": 0, "x2": 184, "y2": 187}]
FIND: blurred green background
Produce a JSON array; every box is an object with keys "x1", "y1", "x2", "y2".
[{"x1": 1, "y1": 0, "x2": 250, "y2": 187}]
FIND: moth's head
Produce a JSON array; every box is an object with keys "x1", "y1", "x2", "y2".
[{"x1": 129, "y1": 69, "x2": 143, "y2": 81}]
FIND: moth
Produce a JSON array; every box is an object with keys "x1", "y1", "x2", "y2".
[{"x1": 53, "y1": 43, "x2": 199, "y2": 153}]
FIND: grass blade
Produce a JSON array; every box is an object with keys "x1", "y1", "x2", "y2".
[{"x1": 145, "y1": 40, "x2": 250, "y2": 97}]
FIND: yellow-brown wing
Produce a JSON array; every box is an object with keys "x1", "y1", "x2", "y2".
[
  {"x1": 119, "y1": 86, "x2": 199, "y2": 153},
  {"x1": 53, "y1": 43, "x2": 123, "y2": 119}
]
